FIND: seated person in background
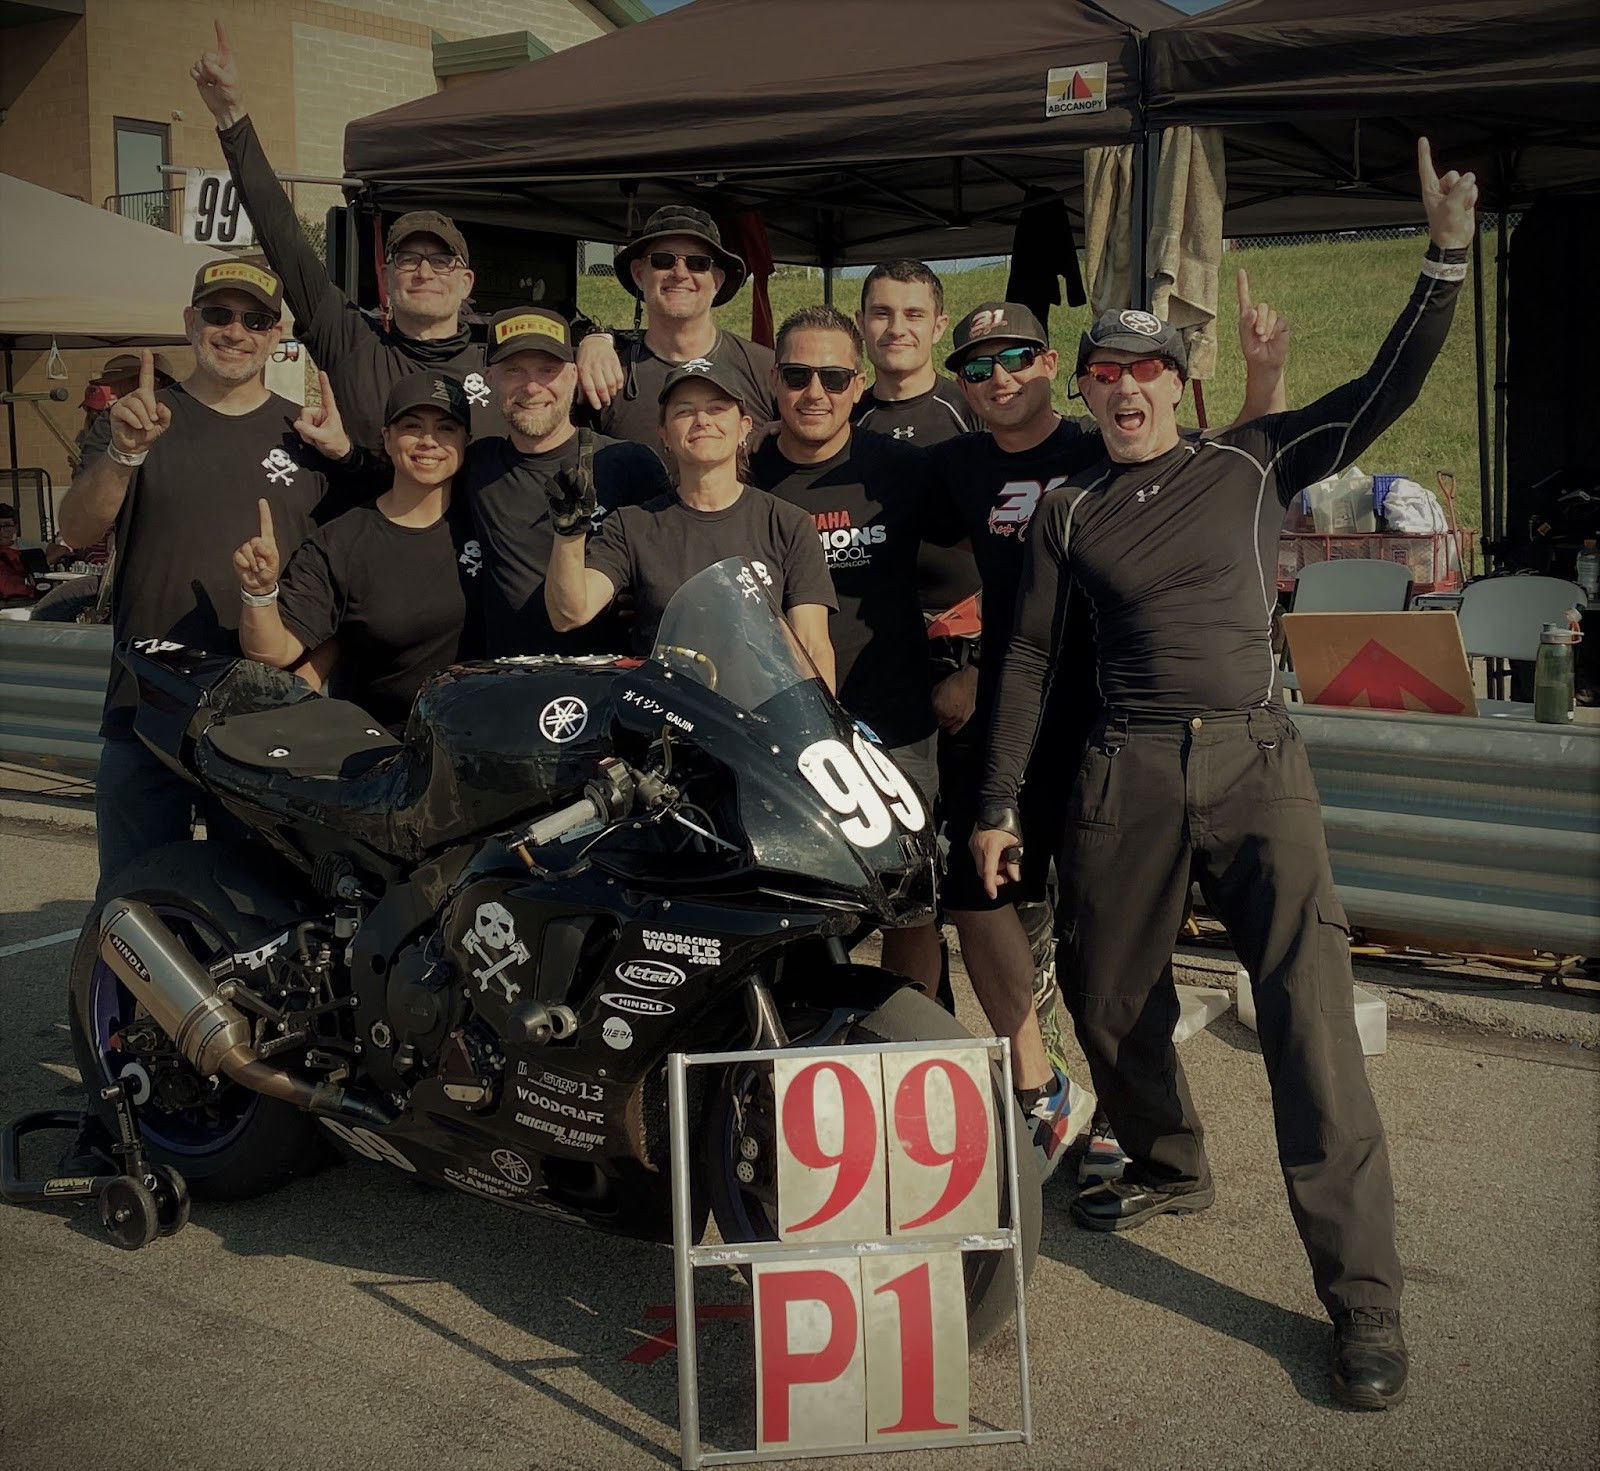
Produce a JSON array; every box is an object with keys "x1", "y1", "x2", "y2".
[
  {"x1": 0, "y1": 503, "x2": 43, "y2": 604},
  {"x1": 233, "y1": 373, "x2": 482, "y2": 731},
  {"x1": 544, "y1": 360, "x2": 835, "y2": 684}
]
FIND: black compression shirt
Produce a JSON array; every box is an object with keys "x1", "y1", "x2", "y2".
[{"x1": 982, "y1": 261, "x2": 1464, "y2": 806}]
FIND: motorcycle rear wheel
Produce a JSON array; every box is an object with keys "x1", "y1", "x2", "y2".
[
  {"x1": 68, "y1": 842, "x2": 321, "y2": 1201},
  {"x1": 703, "y1": 984, "x2": 1041, "y2": 1350}
]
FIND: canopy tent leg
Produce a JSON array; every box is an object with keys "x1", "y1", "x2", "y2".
[
  {"x1": 3, "y1": 345, "x2": 18, "y2": 530},
  {"x1": 1472, "y1": 225, "x2": 1490, "y2": 565},
  {"x1": 819, "y1": 209, "x2": 836, "y2": 306},
  {"x1": 1132, "y1": 132, "x2": 1159, "y2": 312},
  {"x1": 1491, "y1": 171, "x2": 1512, "y2": 567}
]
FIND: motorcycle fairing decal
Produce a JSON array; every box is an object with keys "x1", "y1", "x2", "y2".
[
  {"x1": 796, "y1": 732, "x2": 927, "y2": 848},
  {"x1": 320, "y1": 1119, "x2": 418, "y2": 1173},
  {"x1": 459, "y1": 901, "x2": 531, "y2": 1003},
  {"x1": 232, "y1": 929, "x2": 291, "y2": 971}
]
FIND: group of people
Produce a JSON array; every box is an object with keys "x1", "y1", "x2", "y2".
[{"x1": 62, "y1": 17, "x2": 1485, "y2": 1415}]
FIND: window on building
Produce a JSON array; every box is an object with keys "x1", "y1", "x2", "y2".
[{"x1": 113, "y1": 117, "x2": 171, "y2": 228}]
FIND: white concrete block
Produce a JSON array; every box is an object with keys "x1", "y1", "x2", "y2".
[
  {"x1": 1233, "y1": 969, "x2": 1388, "y2": 1057},
  {"x1": 1173, "y1": 984, "x2": 1231, "y2": 1044}
]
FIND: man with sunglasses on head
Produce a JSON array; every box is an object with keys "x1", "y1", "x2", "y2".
[
  {"x1": 933, "y1": 282, "x2": 1288, "y2": 1185},
  {"x1": 59, "y1": 260, "x2": 338, "y2": 894},
  {"x1": 192, "y1": 20, "x2": 503, "y2": 453},
  {"x1": 572, "y1": 207, "x2": 775, "y2": 459},
  {"x1": 971, "y1": 140, "x2": 1477, "y2": 1411}
]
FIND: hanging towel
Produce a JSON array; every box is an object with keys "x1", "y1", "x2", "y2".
[
  {"x1": 1148, "y1": 127, "x2": 1226, "y2": 381},
  {"x1": 1083, "y1": 143, "x2": 1135, "y2": 317}
]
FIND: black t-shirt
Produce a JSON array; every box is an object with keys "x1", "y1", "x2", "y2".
[
  {"x1": 855, "y1": 376, "x2": 983, "y2": 617},
  {"x1": 459, "y1": 431, "x2": 670, "y2": 656},
  {"x1": 585, "y1": 488, "x2": 836, "y2": 655},
  {"x1": 86, "y1": 385, "x2": 334, "y2": 738},
  {"x1": 748, "y1": 430, "x2": 964, "y2": 746},
  {"x1": 983, "y1": 265, "x2": 1466, "y2": 804},
  {"x1": 581, "y1": 330, "x2": 776, "y2": 462},
  {"x1": 277, "y1": 499, "x2": 482, "y2": 730},
  {"x1": 219, "y1": 116, "x2": 506, "y2": 452}
]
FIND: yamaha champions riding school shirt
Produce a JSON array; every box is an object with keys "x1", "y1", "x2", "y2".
[
  {"x1": 981, "y1": 256, "x2": 1466, "y2": 809},
  {"x1": 218, "y1": 116, "x2": 506, "y2": 452}
]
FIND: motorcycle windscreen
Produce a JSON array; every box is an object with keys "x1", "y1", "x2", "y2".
[{"x1": 649, "y1": 559, "x2": 936, "y2": 918}]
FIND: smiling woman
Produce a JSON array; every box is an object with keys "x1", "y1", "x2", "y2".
[{"x1": 234, "y1": 372, "x2": 485, "y2": 731}]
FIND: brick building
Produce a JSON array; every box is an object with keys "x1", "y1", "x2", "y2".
[{"x1": 0, "y1": 0, "x2": 643, "y2": 538}]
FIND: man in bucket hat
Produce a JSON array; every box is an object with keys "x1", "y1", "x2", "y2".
[{"x1": 573, "y1": 205, "x2": 776, "y2": 460}]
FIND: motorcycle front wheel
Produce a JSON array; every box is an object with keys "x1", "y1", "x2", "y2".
[{"x1": 702, "y1": 984, "x2": 1042, "y2": 1350}]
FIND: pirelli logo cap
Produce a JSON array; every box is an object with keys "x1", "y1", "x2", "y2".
[
  {"x1": 486, "y1": 307, "x2": 574, "y2": 364},
  {"x1": 191, "y1": 257, "x2": 283, "y2": 313}
]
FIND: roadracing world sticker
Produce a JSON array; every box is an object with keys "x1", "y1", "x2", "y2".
[
  {"x1": 1045, "y1": 62, "x2": 1107, "y2": 118},
  {"x1": 642, "y1": 929, "x2": 722, "y2": 966}
]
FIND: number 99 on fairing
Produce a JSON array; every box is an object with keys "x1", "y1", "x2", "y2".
[{"x1": 797, "y1": 733, "x2": 926, "y2": 848}]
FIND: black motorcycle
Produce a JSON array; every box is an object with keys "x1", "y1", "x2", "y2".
[{"x1": 66, "y1": 560, "x2": 1040, "y2": 1345}]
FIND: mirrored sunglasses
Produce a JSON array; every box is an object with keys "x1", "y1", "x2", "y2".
[
  {"x1": 957, "y1": 345, "x2": 1041, "y2": 383},
  {"x1": 1081, "y1": 357, "x2": 1174, "y2": 385},
  {"x1": 197, "y1": 304, "x2": 277, "y2": 332},
  {"x1": 776, "y1": 363, "x2": 858, "y2": 394},
  {"x1": 647, "y1": 250, "x2": 715, "y2": 273}
]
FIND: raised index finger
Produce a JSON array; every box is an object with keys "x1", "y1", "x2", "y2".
[
  {"x1": 1236, "y1": 266, "x2": 1252, "y2": 313},
  {"x1": 138, "y1": 348, "x2": 154, "y2": 398},
  {"x1": 257, "y1": 497, "x2": 274, "y2": 543},
  {"x1": 1417, "y1": 136, "x2": 1439, "y2": 193},
  {"x1": 214, "y1": 16, "x2": 232, "y2": 60}
]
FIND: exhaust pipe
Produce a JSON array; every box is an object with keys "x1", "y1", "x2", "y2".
[{"x1": 99, "y1": 900, "x2": 391, "y2": 1130}]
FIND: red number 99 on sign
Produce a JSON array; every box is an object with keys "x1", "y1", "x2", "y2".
[{"x1": 773, "y1": 1050, "x2": 999, "y2": 1243}]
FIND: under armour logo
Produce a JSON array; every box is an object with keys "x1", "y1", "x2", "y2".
[
  {"x1": 891, "y1": 426, "x2": 915, "y2": 440},
  {"x1": 1135, "y1": 484, "x2": 1161, "y2": 504}
]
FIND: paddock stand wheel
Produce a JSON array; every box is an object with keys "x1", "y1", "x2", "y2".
[
  {"x1": 99, "y1": 1174, "x2": 160, "y2": 1251},
  {"x1": 152, "y1": 1164, "x2": 191, "y2": 1236}
]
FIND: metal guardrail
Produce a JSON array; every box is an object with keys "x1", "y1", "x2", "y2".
[
  {"x1": 0, "y1": 627, "x2": 1594, "y2": 956},
  {"x1": 0, "y1": 622, "x2": 112, "y2": 775},
  {"x1": 1291, "y1": 705, "x2": 1600, "y2": 957}
]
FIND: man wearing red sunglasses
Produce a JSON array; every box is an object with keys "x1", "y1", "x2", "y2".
[{"x1": 973, "y1": 139, "x2": 1478, "y2": 1411}]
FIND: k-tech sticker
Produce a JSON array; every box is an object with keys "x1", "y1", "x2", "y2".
[
  {"x1": 797, "y1": 732, "x2": 927, "y2": 848},
  {"x1": 616, "y1": 960, "x2": 686, "y2": 990},
  {"x1": 602, "y1": 992, "x2": 676, "y2": 1018}
]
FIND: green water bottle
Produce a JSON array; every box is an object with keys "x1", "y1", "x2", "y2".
[{"x1": 1533, "y1": 623, "x2": 1579, "y2": 724}]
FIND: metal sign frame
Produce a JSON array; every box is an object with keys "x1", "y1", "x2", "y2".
[{"x1": 667, "y1": 1036, "x2": 1032, "y2": 1468}]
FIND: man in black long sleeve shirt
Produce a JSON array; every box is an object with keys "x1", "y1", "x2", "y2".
[
  {"x1": 973, "y1": 142, "x2": 1478, "y2": 1411},
  {"x1": 192, "y1": 21, "x2": 504, "y2": 452}
]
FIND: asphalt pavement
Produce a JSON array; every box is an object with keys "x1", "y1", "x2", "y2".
[{"x1": 1, "y1": 817, "x2": 1596, "y2": 1471}]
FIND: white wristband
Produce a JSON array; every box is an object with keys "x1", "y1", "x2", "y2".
[
  {"x1": 240, "y1": 584, "x2": 279, "y2": 607},
  {"x1": 106, "y1": 444, "x2": 148, "y2": 468}
]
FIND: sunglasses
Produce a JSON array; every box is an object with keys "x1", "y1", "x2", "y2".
[
  {"x1": 776, "y1": 363, "x2": 859, "y2": 394},
  {"x1": 647, "y1": 250, "x2": 715, "y2": 273},
  {"x1": 389, "y1": 250, "x2": 463, "y2": 274},
  {"x1": 1080, "y1": 357, "x2": 1174, "y2": 385},
  {"x1": 957, "y1": 345, "x2": 1041, "y2": 383},
  {"x1": 197, "y1": 304, "x2": 277, "y2": 332}
]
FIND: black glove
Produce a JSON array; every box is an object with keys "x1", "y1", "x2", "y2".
[{"x1": 546, "y1": 428, "x2": 597, "y2": 537}]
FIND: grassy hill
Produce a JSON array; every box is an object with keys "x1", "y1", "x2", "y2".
[{"x1": 579, "y1": 230, "x2": 1493, "y2": 530}]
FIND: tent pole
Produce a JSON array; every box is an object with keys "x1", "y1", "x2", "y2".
[
  {"x1": 1472, "y1": 225, "x2": 1490, "y2": 564},
  {"x1": 1132, "y1": 131, "x2": 1160, "y2": 312},
  {"x1": 1491, "y1": 177, "x2": 1511, "y2": 567},
  {"x1": 3, "y1": 345, "x2": 18, "y2": 521},
  {"x1": 819, "y1": 210, "x2": 835, "y2": 305}
]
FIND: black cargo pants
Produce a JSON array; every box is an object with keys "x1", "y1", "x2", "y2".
[{"x1": 1056, "y1": 704, "x2": 1401, "y2": 1315}]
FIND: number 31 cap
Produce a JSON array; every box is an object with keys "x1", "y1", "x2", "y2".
[
  {"x1": 945, "y1": 301, "x2": 1049, "y2": 370},
  {"x1": 191, "y1": 256, "x2": 283, "y2": 315}
]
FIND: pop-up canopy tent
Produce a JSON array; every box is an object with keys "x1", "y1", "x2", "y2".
[
  {"x1": 1144, "y1": 0, "x2": 1600, "y2": 232},
  {"x1": 343, "y1": 0, "x2": 1171, "y2": 265}
]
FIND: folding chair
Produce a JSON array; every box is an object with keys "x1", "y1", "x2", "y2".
[
  {"x1": 1281, "y1": 558, "x2": 1414, "y2": 697},
  {"x1": 1456, "y1": 575, "x2": 1584, "y2": 699}
]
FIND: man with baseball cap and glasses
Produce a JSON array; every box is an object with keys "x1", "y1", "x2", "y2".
[
  {"x1": 573, "y1": 206, "x2": 776, "y2": 457},
  {"x1": 971, "y1": 139, "x2": 1477, "y2": 1410},
  {"x1": 191, "y1": 20, "x2": 503, "y2": 452},
  {"x1": 933, "y1": 280, "x2": 1289, "y2": 1184},
  {"x1": 58, "y1": 258, "x2": 338, "y2": 893}
]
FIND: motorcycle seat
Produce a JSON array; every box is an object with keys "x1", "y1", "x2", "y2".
[{"x1": 202, "y1": 698, "x2": 400, "y2": 779}]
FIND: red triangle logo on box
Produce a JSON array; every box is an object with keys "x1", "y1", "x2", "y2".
[{"x1": 1315, "y1": 639, "x2": 1467, "y2": 713}]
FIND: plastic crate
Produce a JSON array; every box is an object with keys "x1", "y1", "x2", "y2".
[{"x1": 1277, "y1": 530, "x2": 1477, "y2": 596}]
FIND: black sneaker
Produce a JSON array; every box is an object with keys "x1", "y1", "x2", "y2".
[
  {"x1": 1330, "y1": 1307, "x2": 1408, "y2": 1410},
  {"x1": 1070, "y1": 1173, "x2": 1214, "y2": 1231}
]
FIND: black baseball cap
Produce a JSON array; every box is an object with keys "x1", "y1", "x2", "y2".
[
  {"x1": 486, "y1": 307, "x2": 574, "y2": 364},
  {"x1": 944, "y1": 301, "x2": 1048, "y2": 370},
  {"x1": 386, "y1": 210, "x2": 470, "y2": 266},
  {"x1": 615, "y1": 205, "x2": 747, "y2": 307},
  {"x1": 657, "y1": 357, "x2": 750, "y2": 409},
  {"x1": 1076, "y1": 309, "x2": 1189, "y2": 379},
  {"x1": 191, "y1": 257, "x2": 283, "y2": 314},
  {"x1": 382, "y1": 372, "x2": 471, "y2": 428}
]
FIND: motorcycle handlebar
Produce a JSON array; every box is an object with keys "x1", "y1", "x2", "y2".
[{"x1": 523, "y1": 795, "x2": 602, "y2": 847}]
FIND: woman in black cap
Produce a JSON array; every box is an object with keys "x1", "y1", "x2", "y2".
[
  {"x1": 233, "y1": 371, "x2": 482, "y2": 731},
  {"x1": 544, "y1": 360, "x2": 836, "y2": 683}
]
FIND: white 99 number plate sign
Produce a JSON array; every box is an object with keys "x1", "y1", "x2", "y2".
[{"x1": 749, "y1": 1049, "x2": 1001, "y2": 1453}]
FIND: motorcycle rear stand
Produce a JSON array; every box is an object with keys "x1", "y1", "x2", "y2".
[{"x1": 0, "y1": 1075, "x2": 191, "y2": 1249}]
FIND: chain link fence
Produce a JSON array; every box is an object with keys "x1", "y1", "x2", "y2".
[{"x1": 1229, "y1": 213, "x2": 1516, "y2": 252}]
